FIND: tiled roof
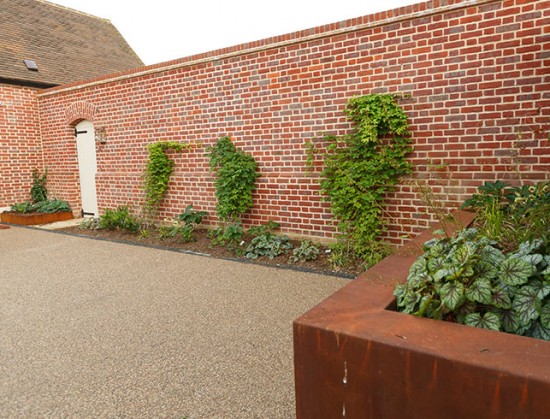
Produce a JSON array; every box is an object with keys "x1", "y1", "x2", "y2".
[{"x1": 0, "y1": 0, "x2": 144, "y2": 87}]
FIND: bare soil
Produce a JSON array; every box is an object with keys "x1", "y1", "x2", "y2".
[{"x1": 59, "y1": 226, "x2": 360, "y2": 278}]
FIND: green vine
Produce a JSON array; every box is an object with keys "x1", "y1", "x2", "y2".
[
  {"x1": 320, "y1": 94, "x2": 413, "y2": 269},
  {"x1": 304, "y1": 138, "x2": 317, "y2": 176},
  {"x1": 143, "y1": 141, "x2": 189, "y2": 220},
  {"x1": 206, "y1": 136, "x2": 259, "y2": 223},
  {"x1": 30, "y1": 168, "x2": 48, "y2": 203}
]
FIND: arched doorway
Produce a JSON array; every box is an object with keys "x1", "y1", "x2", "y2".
[{"x1": 75, "y1": 120, "x2": 98, "y2": 216}]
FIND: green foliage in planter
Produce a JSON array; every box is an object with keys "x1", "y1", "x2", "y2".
[
  {"x1": 158, "y1": 205, "x2": 208, "y2": 242},
  {"x1": 30, "y1": 169, "x2": 48, "y2": 203},
  {"x1": 290, "y1": 240, "x2": 320, "y2": 263},
  {"x1": 462, "y1": 180, "x2": 549, "y2": 253},
  {"x1": 11, "y1": 198, "x2": 71, "y2": 214},
  {"x1": 394, "y1": 229, "x2": 550, "y2": 341},
  {"x1": 319, "y1": 94, "x2": 413, "y2": 269},
  {"x1": 100, "y1": 206, "x2": 141, "y2": 233},
  {"x1": 33, "y1": 199, "x2": 71, "y2": 213},
  {"x1": 143, "y1": 141, "x2": 189, "y2": 220},
  {"x1": 10, "y1": 168, "x2": 71, "y2": 214},
  {"x1": 10, "y1": 202, "x2": 34, "y2": 213},
  {"x1": 206, "y1": 137, "x2": 259, "y2": 222}
]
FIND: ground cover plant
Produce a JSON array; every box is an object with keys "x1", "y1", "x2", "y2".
[
  {"x1": 69, "y1": 213, "x2": 345, "y2": 275},
  {"x1": 394, "y1": 180, "x2": 550, "y2": 341},
  {"x1": 245, "y1": 221, "x2": 293, "y2": 260}
]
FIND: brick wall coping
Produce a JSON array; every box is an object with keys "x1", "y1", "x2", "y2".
[{"x1": 38, "y1": 0, "x2": 494, "y2": 98}]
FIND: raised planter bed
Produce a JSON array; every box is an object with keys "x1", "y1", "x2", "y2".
[
  {"x1": 0, "y1": 211, "x2": 73, "y2": 226},
  {"x1": 294, "y1": 211, "x2": 550, "y2": 419}
]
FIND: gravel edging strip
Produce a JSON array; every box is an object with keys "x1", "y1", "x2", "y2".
[{"x1": 18, "y1": 224, "x2": 356, "y2": 280}]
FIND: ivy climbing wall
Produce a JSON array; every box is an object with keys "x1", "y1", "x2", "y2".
[{"x1": 36, "y1": 0, "x2": 549, "y2": 244}]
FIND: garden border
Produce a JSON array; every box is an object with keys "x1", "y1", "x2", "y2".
[{"x1": 293, "y1": 210, "x2": 550, "y2": 418}]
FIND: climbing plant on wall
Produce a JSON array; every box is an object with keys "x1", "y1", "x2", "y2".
[
  {"x1": 206, "y1": 136, "x2": 259, "y2": 223},
  {"x1": 319, "y1": 94, "x2": 413, "y2": 269},
  {"x1": 143, "y1": 141, "x2": 190, "y2": 222}
]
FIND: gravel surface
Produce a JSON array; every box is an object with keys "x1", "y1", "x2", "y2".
[{"x1": 0, "y1": 226, "x2": 348, "y2": 418}]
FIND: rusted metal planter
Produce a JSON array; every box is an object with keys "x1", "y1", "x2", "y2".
[
  {"x1": 294, "y1": 211, "x2": 550, "y2": 419},
  {"x1": 0, "y1": 211, "x2": 73, "y2": 226}
]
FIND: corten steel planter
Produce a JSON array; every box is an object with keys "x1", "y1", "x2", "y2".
[
  {"x1": 294, "y1": 211, "x2": 550, "y2": 419},
  {"x1": 0, "y1": 211, "x2": 73, "y2": 226}
]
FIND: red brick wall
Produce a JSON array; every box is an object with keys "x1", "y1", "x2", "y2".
[
  {"x1": 0, "y1": 83, "x2": 43, "y2": 208},
  {"x1": 37, "y1": 0, "x2": 549, "y2": 243}
]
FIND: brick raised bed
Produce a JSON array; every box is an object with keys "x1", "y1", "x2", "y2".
[
  {"x1": 294, "y1": 211, "x2": 550, "y2": 419},
  {"x1": 0, "y1": 211, "x2": 73, "y2": 226}
]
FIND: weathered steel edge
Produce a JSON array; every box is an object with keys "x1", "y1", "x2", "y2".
[{"x1": 293, "y1": 210, "x2": 550, "y2": 419}]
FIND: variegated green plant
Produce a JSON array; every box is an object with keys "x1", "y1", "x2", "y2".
[{"x1": 394, "y1": 228, "x2": 550, "y2": 341}]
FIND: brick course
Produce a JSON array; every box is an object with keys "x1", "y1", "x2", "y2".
[
  {"x1": 18, "y1": 0, "x2": 550, "y2": 243},
  {"x1": 0, "y1": 84, "x2": 43, "y2": 208}
]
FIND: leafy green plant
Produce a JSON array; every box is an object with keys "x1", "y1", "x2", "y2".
[
  {"x1": 158, "y1": 205, "x2": 208, "y2": 242},
  {"x1": 245, "y1": 221, "x2": 293, "y2": 260},
  {"x1": 143, "y1": 141, "x2": 190, "y2": 221},
  {"x1": 290, "y1": 240, "x2": 320, "y2": 263},
  {"x1": 100, "y1": 206, "x2": 141, "y2": 233},
  {"x1": 245, "y1": 234, "x2": 292, "y2": 259},
  {"x1": 206, "y1": 136, "x2": 260, "y2": 253},
  {"x1": 247, "y1": 220, "x2": 280, "y2": 237},
  {"x1": 10, "y1": 202, "x2": 34, "y2": 213},
  {"x1": 30, "y1": 169, "x2": 48, "y2": 203},
  {"x1": 9, "y1": 168, "x2": 71, "y2": 214},
  {"x1": 176, "y1": 204, "x2": 208, "y2": 226},
  {"x1": 79, "y1": 217, "x2": 102, "y2": 230},
  {"x1": 394, "y1": 228, "x2": 550, "y2": 341},
  {"x1": 304, "y1": 138, "x2": 317, "y2": 176},
  {"x1": 318, "y1": 94, "x2": 413, "y2": 269},
  {"x1": 11, "y1": 198, "x2": 71, "y2": 214},
  {"x1": 33, "y1": 198, "x2": 71, "y2": 213},
  {"x1": 209, "y1": 222, "x2": 245, "y2": 255},
  {"x1": 206, "y1": 136, "x2": 259, "y2": 222},
  {"x1": 462, "y1": 180, "x2": 549, "y2": 252}
]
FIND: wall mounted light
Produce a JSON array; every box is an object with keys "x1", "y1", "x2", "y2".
[{"x1": 95, "y1": 127, "x2": 107, "y2": 144}]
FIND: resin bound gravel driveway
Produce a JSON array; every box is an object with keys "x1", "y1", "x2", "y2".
[{"x1": 0, "y1": 226, "x2": 348, "y2": 418}]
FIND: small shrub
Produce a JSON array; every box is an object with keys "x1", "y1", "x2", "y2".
[
  {"x1": 100, "y1": 206, "x2": 141, "y2": 233},
  {"x1": 462, "y1": 180, "x2": 549, "y2": 252},
  {"x1": 328, "y1": 240, "x2": 391, "y2": 272},
  {"x1": 245, "y1": 234, "x2": 292, "y2": 259},
  {"x1": 210, "y1": 222, "x2": 245, "y2": 255},
  {"x1": 158, "y1": 205, "x2": 207, "y2": 242},
  {"x1": 79, "y1": 217, "x2": 102, "y2": 230},
  {"x1": 290, "y1": 240, "x2": 320, "y2": 263},
  {"x1": 248, "y1": 220, "x2": 280, "y2": 237},
  {"x1": 394, "y1": 229, "x2": 550, "y2": 341}
]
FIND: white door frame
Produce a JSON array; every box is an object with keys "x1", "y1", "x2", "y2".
[{"x1": 75, "y1": 120, "x2": 99, "y2": 216}]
